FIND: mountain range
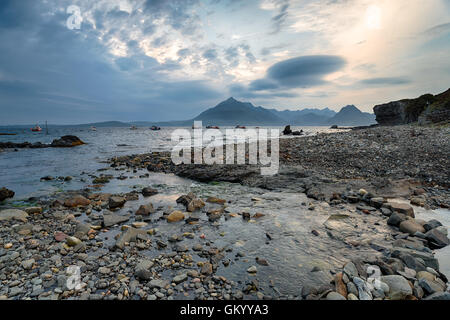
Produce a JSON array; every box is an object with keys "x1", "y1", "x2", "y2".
[{"x1": 0, "y1": 97, "x2": 377, "y2": 128}]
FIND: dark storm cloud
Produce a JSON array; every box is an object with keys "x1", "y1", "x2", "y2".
[
  {"x1": 359, "y1": 77, "x2": 411, "y2": 86},
  {"x1": 0, "y1": 0, "x2": 223, "y2": 124},
  {"x1": 249, "y1": 55, "x2": 346, "y2": 92}
]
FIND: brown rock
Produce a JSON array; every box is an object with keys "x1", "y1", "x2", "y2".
[
  {"x1": 167, "y1": 211, "x2": 185, "y2": 223},
  {"x1": 206, "y1": 197, "x2": 226, "y2": 205},
  {"x1": 399, "y1": 220, "x2": 425, "y2": 235},
  {"x1": 334, "y1": 272, "x2": 347, "y2": 298},
  {"x1": 136, "y1": 203, "x2": 155, "y2": 216},
  {"x1": 201, "y1": 262, "x2": 213, "y2": 275},
  {"x1": 64, "y1": 195, "x2": 91, "y2": 207},
  {"x1": 388, "y1": 202, "x2": 415, "y2": 218}
]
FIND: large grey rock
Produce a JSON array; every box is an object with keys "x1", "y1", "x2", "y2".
[
  {"x1": 423, "y1": 219, "x2": 443, "y2": 232},
  {"x1": 326, "y1": 291, "x2": 346, "y2": 300},
  {"x1": 424, "y1": 292, "x2": 450, "y2": 300},
  {"x1": 399, "y1": 220, "x2": 425, "y2": 235},
  {"x1": 425, "y1": 229, "x2": 449, "y2": 249},
  {"x1": 387, "y1": 212, "x2": 407, "y2": 227},
  {"x1": 343, "y1": 262, "x2": 359, "y2": 279},
  {"x1": 0, "y1": 209, "x2": 28, "y2": 222},
  {"x1": 102, "y1": 212, "x2": 130, "y2": 227},
  {"x1": 391, "y1": 247, "x2": 439, "y2": 271},
  {"x1": 380, "y1": 275, "x2": 412, "y2": 300},
  {"x1": 352, "y1": 277, "x2": 372, "y2": 300},
  {"x1": 109, "y1": 196, "x2": 126, "y2": 209},
  {"x1": 418, "y1": 278, "x2": 445, "y2": 295}
]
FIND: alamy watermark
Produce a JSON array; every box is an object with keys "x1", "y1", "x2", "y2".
[
  {"x1": 66, "y1": 5, "x2": 83, "y2": 30},
  {"x1": 171, "y1": 121, "x2": 279, "y2": 176}
]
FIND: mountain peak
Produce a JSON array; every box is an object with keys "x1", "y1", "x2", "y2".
[{"x1": 339, "y1": 105, "x2": 361, "y2": 113}]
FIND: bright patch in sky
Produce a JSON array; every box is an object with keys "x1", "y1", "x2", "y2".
[{"x1": 366, "y1": 5, "x2": 382, "y2": 30}]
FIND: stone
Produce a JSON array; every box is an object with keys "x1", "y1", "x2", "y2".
[
  {"x1": 353, "y1": 277, "x2": 372, "y2": 300},
  {"x1": 24, "y1": 207, "x2": 43, "y2": 214},
  {"x1": 115, "y1": 227, "x2": 147, "y2": 249},
  {"x1": 167, "y1": 211, "x2": 185, "y2": 223},
  {"x1": 347, "y1": 282, "x2": 358, "y2": 296},
  {"x1": 98, "y1": 267, "x2": 110, "y2": 275},
  {"x1": 0, "y1": 209, "x2": 29, "y2": 222},
  {"x1": 380, "y1": 275, "x2": 412, "y2": 300},
  {"x1": 391, "y1": 247, "x2": 439, "y2": 271},
  {"x1": 388, "y1": 202, "x2": 414, "y2": 218},
  {"x1": 370, "y1": 197, "x2": 384, "y2": 208},
  {"x1": 334, "y1": 272, "x2": 347, "y2": 298},
  {"x1": 326, "y1": 291, "x2": 346, "y2": 300},
  {"x1": 423, "y1": 292, "x2": 450, "y2": 300},
  {"x1": 399, "y1": 220, "x2": 425, "y2": 235},
  {"x1": 135, "y1": 260, "x2": 154, "y2": 280},
  {"x1": 425, "y1": 229, "x2": 450, "y2": 249},
  {"x1": 102, "y1": 212, "x2": 130, "y2": 227},
  {"x1": 343, "y1": 262, "x2": 358, "y2": 279},
  {"x1": 410, "y1": 197, "x2": 425, "y2": 207},
  {"x1": 109, "y1": 196, "x2": 126, "y2": 209},
  {"x1": 132, "y1": 222, "x2": 148, "y2": 229},
  {"x1": 136, "y1": 203, "x2": 155, "y2": 216},
  {"x1": 206, "y1": 197, "x2": 226, "y2": 204},
  {"x1": 0, "y1": 187, "x2": 14, "y2": 202},
  {"x1": 51, "y1": 135, "x2": 85, "y2": 147},
  {"x1": 22, "y1": 258, "x2": 35, "y2": 270},
  {"x1": 423, "y1": 219, "x2": 443, "y2": 232},
  {"x1": 435, "y1": 226, "x2": 448, "y2": 236},
  {"x1": 201, "y1": 262, "x2": 213, "y2": 275},
  {"x1": 187, "y1": 199, "x2": 205, "y2": 212},
  {"x1": 149, "y1": 279, "x2": 168, "y2": 289},
  {"x1": 173, "y1": 274, "x2": 188, "y2": 284},
  {"x1": 142, "y1": 187, "x2": 158, "y2": 197},
  {"x1": 419, "y1": 278, "x2": 445, "y2": 295},
  {"x1": 347, "y1": 293, "x2": 358, "y2": 300},
  {"x1": 66, "y1": 236, "x2": 82, "y2": 247},
  {"x1": 54, "y1": 231, "x2": 67, "y2": 242},
  {"x1": 387, "y1": 212, "x2": 407, "y2": 227},
  {"x1": 64, "y1": 195, "x2": 91, "y2": 208},
  {"x1": 176, "y1": 193, "x2": 196, "y2": 206},
  {"x1": 247, "y1": 266, "x2": 257, "y2": 273}
]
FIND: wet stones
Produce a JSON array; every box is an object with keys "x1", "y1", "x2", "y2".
[
  {"x1": 399, "y1": 220, "x2": 426, "y2": 235},
  {"x1": 115, "y1": 227, "x2": 148, "y2": 250},
  {"x1": 66, "y1": 236, "x2": 82, "y2": 247},
  {"x1": 201, "y1": 262, "x2": 213, "y2": 275},
  {"x1": 0, "y1": 187, "x2": 14, "y2": 202},
  {"x1": 102, "y1": 212, "x2": 130, "y2": 228},
  {"x1": 135, "y1": 259, "x2": 154, "y2": 280},
  {"x1": 109, "y1": 196, "x2": 126, "y2": 209},
  {"x1": 167, "y1": 211, "x2": 185, "y2": 223},
  {"x1": 64, "y1": 195, "x2": 91, "y2": 208},
  {"x1": 0, "y1": 209, "x2": 29, "y2": 222},
  {"x1": 424, "y1": 229, "x2": 450, "y2": 249},
  {"x1": 142, "y1": 187, "x2": 158, "y2": 197},
  {"x1": 247, "y1": 266, "x2": 257, "y2": 274},
  {"x1": 387, "y1": 212, "x2": 407, "y2": 227},
  {"x1": 380, "y1": 275, "x2": 412, "y2": 300},
  {"x1": 206, "y1": 197, "x2": 226, "y2": 205},
  {"x1": 135, "y1": 203, "x2": 155, "y2": 216},
  {"x1": 387, "y1": 202, "x2": 415, "y2": 218}
]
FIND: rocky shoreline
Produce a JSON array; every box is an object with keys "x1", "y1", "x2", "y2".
[{"x1": 0, "y1": 125, "x2": 449, "y2": 300}]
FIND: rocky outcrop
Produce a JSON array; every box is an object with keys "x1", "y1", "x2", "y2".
[
  {"x1": 0, "y1": 187, "x2": 14, "y2": 202},
  {"x1": 374, "y1": 89, "x2": 450, "y2": 125},
  {"x1": 0, "y1": 136, "x2": 85, "y2": 149}
]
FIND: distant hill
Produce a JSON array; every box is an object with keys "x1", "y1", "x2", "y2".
[
  {"x1": 193, "y1": 97, "x2": 285, "y2": 125},
  {"x1": 327, "y1": 105, "x2": 376, "y2": 126},
  {"x1": 267, "y1": 107, "x2": 336, "y2": 122}
]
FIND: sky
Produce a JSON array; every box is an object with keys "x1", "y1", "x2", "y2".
[{"x1": 0, "y1": 0, "x2": 449, "y2": 124}]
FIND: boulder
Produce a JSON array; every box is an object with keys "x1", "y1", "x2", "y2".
[
  {"x1": 187, "y1": 199, "x2": 205, "y2": 212},
  {"x1": 109, "y1": 196, "x2": 126, "y2": 209},
  {"x1": 64, "y1": 195, "x2": 91, "y2": 208},
  {"x1": 282, "y1": 125, "x2": 292, "y2": 135},
  {"x1": 425, "y1": 229, "x2": 450, "y2": 249},
  {"x1": 380, "y1": 275, "x2": 412, "y2": 300},
  {"x1": 352, "y1": 277, "x2": 372, "y2": 300},
  {"x1": 102, "y1": 212, "x2": 130, "y2": 227},
  {"x1": 167, "y1": 211, "x2": 185, "y2": 223},
  {"x1": 399, "y1": 220, "x2": 425, "y2": 235},
  {"x1": 0, "y1": 209, "x2": 28, "y2": 222},
  {"x1": 135, "y1": 203, "x2": 155, "y2": 216},
  {"x1": 142, "y1": 187, "x2": 158, "y2": 197},
  {"x1": 387, "y1": 212, "x2": 407, "y2": 227},
  {"x1": 0, "y1": 187, "x2": 14, "y2": 202},
  {"x1": 51, "y1": 135, "x2": 85, "y2": 147},
  {"x1": 176, "y1": 193, "x2": 196, "y2": 206},
  {"x1": 388, "y1": 202, "x2": 414, "y2": 218},
  {"x1": 423, "y1": 219, "x2": 443, "y2": 232}
]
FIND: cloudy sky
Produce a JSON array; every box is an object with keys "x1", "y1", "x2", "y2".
[{"x1": 0, "y1": 0, "x2": 449, "y2": 124}]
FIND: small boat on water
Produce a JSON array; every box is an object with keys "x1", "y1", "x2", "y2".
[
  {"x1": 130, "y1": 125, "x2": 138, "y2": 130},
  {"x1": 206, "y1": 125, "x2": 220, "y2": 129},
  {"x1": 31, "y1": 125, "x2": 42, "y2": 132},
  {"x1": 150, "y1": 126, "x2": 161, "y2": 131},
  {"x1": 235, "y1": 125, "x2": 246, "y2": 129},
  {"x1": 91, "y1": 126, "x2": 97, "y2": 131}
]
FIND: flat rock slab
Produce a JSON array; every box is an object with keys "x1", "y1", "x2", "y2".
[
  {"x1": 388, "y1": 202, "x2": 415, "y2": 218},
  {"x1": 102, "y1": 212, "x2": 130, "y2": 227},
  {"x1": 0, "y1": 209, "x2": 29, "y2": 222}
]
